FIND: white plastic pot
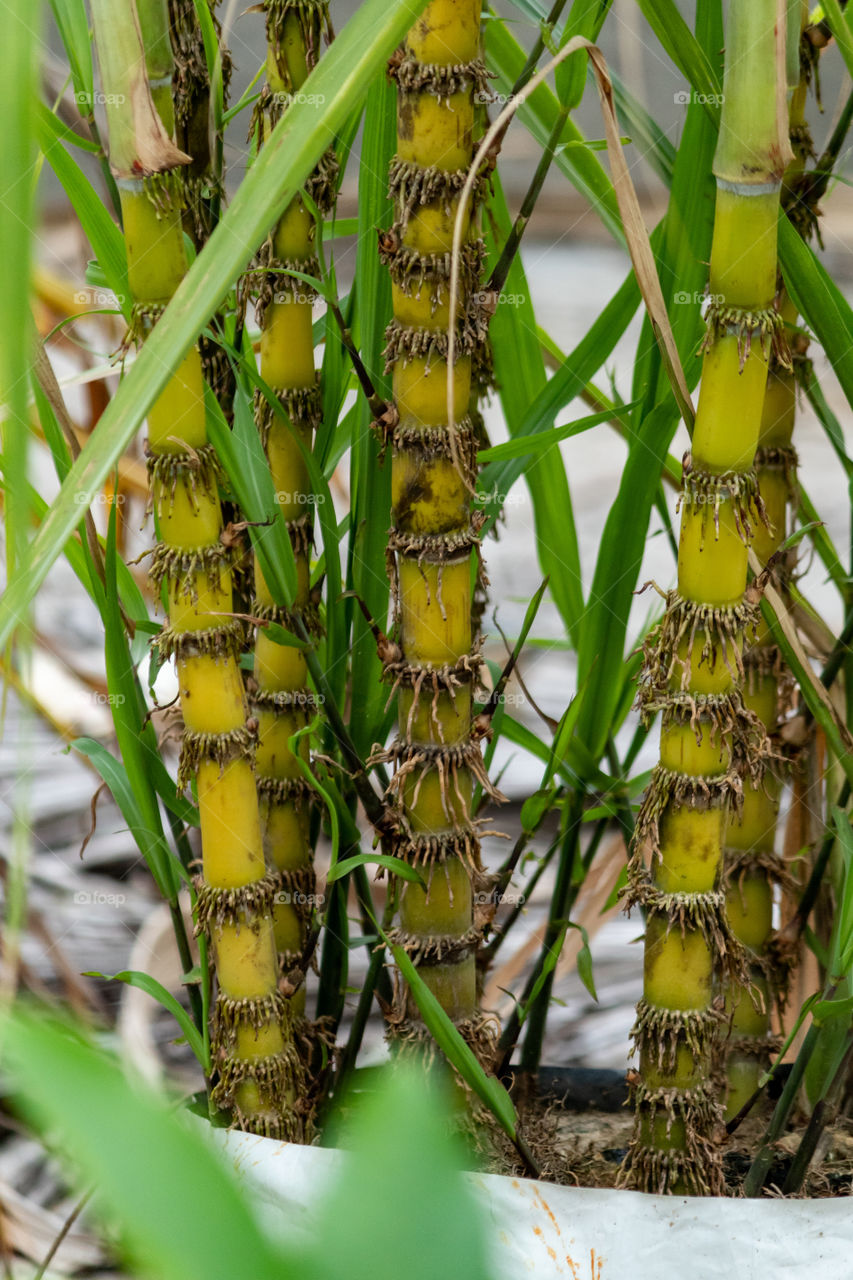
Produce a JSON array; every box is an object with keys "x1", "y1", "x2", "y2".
[{"x1": 209, "y1": 1127, "x2": 853, "y2": 1280}]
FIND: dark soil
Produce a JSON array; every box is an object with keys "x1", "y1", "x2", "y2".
[{"x1": 501, "y1": 1071, "x2": 853, "y2": 1198}]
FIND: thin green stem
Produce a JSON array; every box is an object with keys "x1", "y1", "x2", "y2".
[
  {"x1": 744, "y1": 986, "x2": 837, "y2": 1196},
  {"x1": 486, "y1": 106, "x2": 569, "y2": 299},
  {"x1": 518, "y1": 790, "x2": 585, "y2": 1073}
]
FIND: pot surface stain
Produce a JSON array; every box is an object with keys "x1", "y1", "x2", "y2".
[{"x1": 532, "y1": 1186, "x2": 561, "y2": 1237}]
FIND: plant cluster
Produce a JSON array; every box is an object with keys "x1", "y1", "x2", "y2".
[{"x1": 3, "y1": 0, "x2": 853, "y2": 1216}]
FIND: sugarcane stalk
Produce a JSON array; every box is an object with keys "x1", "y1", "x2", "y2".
[
  {"x1": 722, "y1": 0, "x2": 812, "y2": 1119},
  {"x1": 373, "y1": 0, "x2": 501, "y2": 1060},
  {"x1": 243, "y1": 0, "x2": 336, "y2": 1089},
  {"x1": 91, "y1": 0, "x2": 295, "y2": 1137},
  {"x1": 166, "y1": 0, "x2": 229, "y2": 247},
  {"x1": 161, "y1": 0, "x2": 235, "y2": 417},
  {"x1": 622, "y1": 0, "x2": 792, "y2": 1195}
]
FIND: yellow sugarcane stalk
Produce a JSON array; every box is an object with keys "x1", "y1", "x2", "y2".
[
  {"x1": 92, "y1": 0, "x2": 295, "y2": 1137},
  {"x1": 244, "y1": 0, "x2": 336, "y2": 1094},
  {"x1": 622, "y1": 0, "x2": 792, "y2": 1195},
  {"x1": 723, "y1": 4, "x2": 812, "y2": 1117},
  {"x1": 372, "y1": 0, "x2": 500, "y2": 1060}
]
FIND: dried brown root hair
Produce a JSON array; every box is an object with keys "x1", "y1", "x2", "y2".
[
  {"x1": 619, "y1": 1125, "x2": 725, "y2": 1196},
  {"x1": 149, "y1": 541, "x2": 235, "y2": 601},
  {"x1": 700, "y1": 301, "x2": 791, "y2": 372},
  {"x1": 637, "y1": 589, "x2": 761, "y2": 698},
  {"x1": 253, "y1": 380, "x2": 324, "y2": 447},
  {"x1": 379, "y1": 234, "x2": 486, "y2": 314},
  {"x1": 642, "y1": 689, "x2": 768, "y2": 760},
  {"x1": 145, "y1": 441, "x2": 225, "y2": 517},
  {"x1": 383, "y1": 824, "x2": 485, "y2": 877},
  {"x1": 194, "y1": 868, "x2": 282, "y2": 934},
  {"x1": 263, "y1": 0, "x2": 332, "y2": 82},
  {"x1": 256, "y1": 774, "x2": 315, "y2": 806},
  {"x1": 386, "y1": 1007, "x2": 499, "y2": 1073},
  {"x1": 156, "y1": 619, "x2": 246, "y2": 663},
  {"x1": 676, "y1": 455, "x2": 770, "y2": 544},
  {"x1": 388, "y1": 52, "x2": 493, "y2": 102},
  {"x1": 212, "y1": 1040, "x2": 308, "y2": 1142},
  {"x1": 754, "y1": 444, "x2": 799, "y2": 501},
  {"x1": 633, "y1": 763, "x2": 744, "y2": 865},
  {"x1": 382, "y1": 310, "x2": 490, "y2": 372},
  {"x1": 629, "y1": 997, "x2": 724, "y2": 1076},
  {"x1": 387, "y1": 923, "x2": 484, "y2": 966},
  {"x1": 379, "y1": 418, "x2": 479, "y2": 487},
  {"x1": 388, "y1": 156, "x2": 490, "y2": 229},
  {"x1": 274, "y1": 865, "x2": 319, "y2": 931},
  {"x1": 623, "y1": 879, "x2": 748, "y2": 987},
  {"x1": 371, "y1": 736, "x2": 506, "y2": 819},
  {"x1": 178, "y1": 724, "x2": 257, "y2": 791},
  {"x1": 251, "y1": 597, "x2": 324, "y2": 638},
  {"x1": 119, "y1": 301, "x2": 167, "y2": 355}
]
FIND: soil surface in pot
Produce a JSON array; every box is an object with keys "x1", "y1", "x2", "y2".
[{"x1": 483, "y1": 1069, "x2": 853, "y2": 1198}]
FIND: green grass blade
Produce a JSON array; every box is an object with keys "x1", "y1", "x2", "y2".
[
  {"x1": 37, "y1": 115, "x2": 130, "y2": 314},
  {"x1": 347, "y1": 73, "x2": 396, "y2": 753},
  {"x1": 574, "y1": 401, "x2": 679, "y2": 761},
  {"x1": 484, "y1": 17, "x2": 624, "y2": 244},
  {"x1": 609, "y1": 66, "x2": 675, "y2": 185},
  {"x1": 635, "y1": 0, "x2": 721, "y2": 113},
  {"x1": 89, "y1": 969, "x2": 208, "y2": 1069},
  {"x1": 49, "y1": 0, "x2": 95, "y2": 108},
  {"x1": 478, "y1": 403, "x2": 633, "y2": 464},
  {"x1": 71, "y1": 737, "x2": 174, "y2": 897},
  {"x1": 631, "y1": 1, "x2": 721, "y2": 418},
  {"x1": 779, "y1": 215, "x2": 853, "y2": 417},
  {"x1": 207, "y1": 385, "x2": 297, "y2": 606},
  {"x1": 2, "y1": 1010, "x2": 287, "y2": 1280},
  {"x1": 326, "y1": 853, "x2": 424, "y2": 885},
  {"x1": 820, "y1": 0, "x2": 853, "y2": 80},
  {"x1": 478, "y1": 246, "x2": 655, "y2": 536},
  {"x1": 37, "y1": 102, "x2": 99, "y2": 153},
  {"x1": 1, "y1": 0, "x2": 40, "y2": 592},
  {"x1": 485, "y1": 172, "x2": 583, "y2": 641},
  {"x1": 387, "y1": 940, "x2": 519, "y2": 1141}
]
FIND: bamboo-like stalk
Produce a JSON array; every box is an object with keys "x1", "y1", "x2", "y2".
[
  {"x1": 722, "y1": 0, "x2": 811, "y2": 1118},
  {"x1": 243, "y1": 0, "x2": 336, "y2": 1103},
  {"x1": 622, "y1": 0, "x2": 792, "y2": 1195},
  {"x1": 163, "y1": 0, "x2": 234, "y2": 415},
  {"x1": 373, "y1": 0, "x2": 500, "y2": 1060},
  {"x1": 92, "y1": 0, "x2": 294, "y2": 1137},
  {"x1": 166, "y1": 0, "x2": 229, "y2": 247}
]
